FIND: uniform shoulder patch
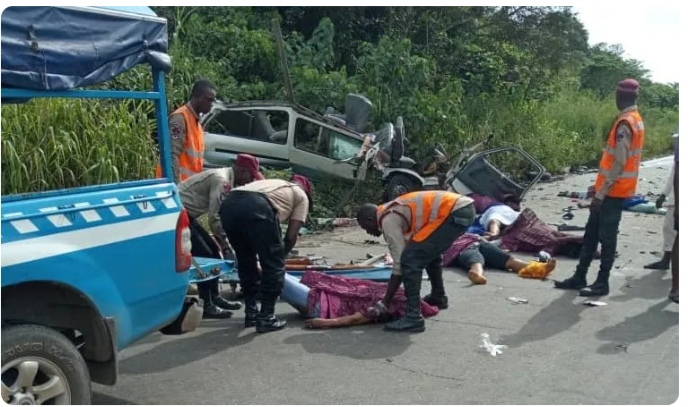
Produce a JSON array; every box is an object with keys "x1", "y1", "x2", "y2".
[
  {"x1": 219, "y1": 182, "x2": 232, "y2": 202},
  {"x1": 171, "y1": 122, "x2": 183, "y2": 140},
  {"x1": 616, "y1": 123, "x2": 631, "y2": 141}
]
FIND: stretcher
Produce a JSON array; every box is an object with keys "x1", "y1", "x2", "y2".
[{"x1": 189, "y1": 257, "x2": 394, "y2": 284}]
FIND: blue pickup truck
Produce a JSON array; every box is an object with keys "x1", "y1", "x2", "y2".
[{"x1": 1, "y1": 6, "x2": 232, "y2": 404}]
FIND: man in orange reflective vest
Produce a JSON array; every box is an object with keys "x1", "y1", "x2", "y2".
[
  {"x1": 555, "y1": 78, "x2": 645, "y2": 297},
  {"x1": 356, "y1": 191, "x2": 476, "y2": 332},
  {"x1": 156, "y1": 79, "x2": 217, "y2": 182}
]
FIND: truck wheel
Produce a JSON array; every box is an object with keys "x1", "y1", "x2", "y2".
[
  {"x1": 2, "y1": 324, "x2": 91, "y2": 405},
  {"x1": 385, "y1": 174, "x2": 420, "y2": 201}
]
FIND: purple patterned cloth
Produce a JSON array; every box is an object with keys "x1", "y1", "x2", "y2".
[
  {"x1": 499, "y1": 208, "x2": 583, "y2": 255},
  {"x1": 442, "y1": 233, "x2": 481, "y2": 266},
  {"x1": 300, "y1": 270, "x2": 439, "y2": 320}
]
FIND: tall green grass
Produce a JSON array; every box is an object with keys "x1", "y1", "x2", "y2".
[
  {"x1": 1, "y1": 99, "x2": 157, "y2": 196},
  {"x1": 0, "y1": 86, "x2": 677, "y2": 201}
]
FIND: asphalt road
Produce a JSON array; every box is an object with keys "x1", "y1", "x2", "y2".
[{"x1": 93, "y1": 157, "x2": 678, "y2": 405}]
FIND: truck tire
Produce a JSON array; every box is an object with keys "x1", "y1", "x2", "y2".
[
  {"x1": 385, "y1": 174, "x2": 421, "y2": 201},
  {"x1": 2, "y1": 324, "x2": 91, "y2": 405}
]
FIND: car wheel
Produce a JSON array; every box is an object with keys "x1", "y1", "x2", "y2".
[
  {"x1": 386, "y1": 174, "x2": 421, "y2": 201},
  {"x1": 2, "y1": 324, "x2": 91, "y2": 405}
]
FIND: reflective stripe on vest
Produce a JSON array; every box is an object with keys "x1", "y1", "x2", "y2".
[
  {"x1": 377, "y1": 191, "x2": 460, "y2": 243},
  {"x1": 594, "y1": 108, "x2": 645, "y2": 198},
  {"x1": 155, "y1": 105, "x2": 205, "y2": 182}
]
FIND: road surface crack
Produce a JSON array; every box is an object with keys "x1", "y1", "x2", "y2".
[{"x1": 378, "y1": 360, "x2": 466, "y2": 383}]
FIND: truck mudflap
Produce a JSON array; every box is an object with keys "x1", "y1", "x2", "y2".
[{"x1": 160, "y1": 256, "x2": 236, "y2": 336}]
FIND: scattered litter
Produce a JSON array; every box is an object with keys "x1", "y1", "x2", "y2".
[
  {"x1": 583, "y1": 300, "x2": 607, "y2": 307},
  {"x1": 363, "y1": 240, "x2": 380, "y2": 245},
  {"x1": 506, "y1": 297, "x2": 529, "y2": 304},
  {"x1": 614, "y1": 344, "x2": 629, "y2": 353},
  {"x1": 385, "y1": 358, "x2": 393, "y2": 363},
  {"x1": 535, "y1": 251, "x2": 551, "y2": 263},
  {"x1": 316, "y1": 218, "x2": 358, "y2": 228},
  {"x1": 480, "y1": 333, "x2": 507, "y2": 356}
]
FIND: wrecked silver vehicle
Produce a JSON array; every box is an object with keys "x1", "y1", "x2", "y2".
[
  {"x1": 202, "y1": 93, "x2": 547, "y2": 202},
  {"x1": 201, "y1": 95, "x2": 374, "y2": 181}
]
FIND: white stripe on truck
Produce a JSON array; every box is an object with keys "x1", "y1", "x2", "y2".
[{"x1": 1, "y1": 212, "x2": 180, "y2": 268}]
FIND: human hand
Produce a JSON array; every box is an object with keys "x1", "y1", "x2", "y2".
[
  {"x1": 656, "y1": 194, "x2": 666, "y2": 209},
  {"x1": 590, "y1": 197, "x2": 603, "y2": 213},
  {"x1": 367, "y1": 300, "x2": 388, "y2": 319}
]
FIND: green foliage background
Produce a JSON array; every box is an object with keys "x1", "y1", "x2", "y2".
[{"x1": 2, "y1": 6, "x2": 678, "y2": 213}]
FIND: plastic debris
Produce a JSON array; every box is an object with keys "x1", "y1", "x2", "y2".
[
  {"x1": 583, "y1": 300, "x2": 607, "y2": 307},
  {"x1": 506, "y1": 297, "x2": 529, "y2": 304},
  {"x1": 535, "y1": 251, "x2": 551, "y2": 263},
  {"x1": 479, "y1": 333, "x2": 508, "y2": 357}
]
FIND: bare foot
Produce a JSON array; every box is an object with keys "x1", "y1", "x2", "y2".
[
  {"x1": 545, "y1": 258, "x2": 557, "y2": 277},
  {"x1": 468, "y1": 270, "x2": 488, "y2": 285}
]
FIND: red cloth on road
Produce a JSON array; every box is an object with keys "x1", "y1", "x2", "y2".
[{"x1": 300, "y1": 270, "x2": 439, "y2": 321}]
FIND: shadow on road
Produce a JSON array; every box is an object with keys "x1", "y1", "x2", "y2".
[
  {"x1": 610, "y1": 270, "x2": 672, "y2": 302},
  {"x1": 284, "y1": 326, "x2": 412, "y2": 360},
  {"x1": 118, "y1": 322, "x2": 255, "y2": 375},
  {"x1": 499, "y1": 290, "x2": 587, "y2": 348},
  {"x1": 92, "y1": 392, "x2": 138, "y2": 405},
  {"x1": 595, "y1": 299, "x2": 678, "y2": 354}
]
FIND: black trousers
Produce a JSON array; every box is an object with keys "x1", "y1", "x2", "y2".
[
  {"x1": 400, "y1": 204, "x2": 476, "y2": 317},
  {"x1": 575, "y1": 197, "x2": 624, "y2": 279},
  {"x1": 189, "y1": 216, "x2": 223, "y2": 305},
  {"x1": 220, "y1": 191, "x2": 286, "y2": 304}
]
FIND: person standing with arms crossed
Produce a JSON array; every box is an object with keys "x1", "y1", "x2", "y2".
[{"x1": 555, "y1": 78, "x2": 645, "y2": 297}]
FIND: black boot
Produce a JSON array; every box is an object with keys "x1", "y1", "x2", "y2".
[
  {"x1": 553, "y1": 269, "x2": 587, "y2": 290},
  {"x1": 256, "y1": 300, "x2": 287, "y2": 333},
  {"x1": 210, "y1": 279, "x2": 242, "y2": 310},
  {"x1": 244, "y1": 296, "x2": 259, "y2": 328},
  {"x1": 579, "y1": 271, "x2": 610, "y2": 297},
  {"x1": 200, "y1": 280, "x2": 232, "y2": 319},
  {"x1": 385, "y1": 272, "x2": 425, "y2": 333},
  {"x1": 423, "y1": 263, "x2": 449, "y2": 309},
  {"x1": 644, "y1": 252, "x2": 671, "y2": 270}
]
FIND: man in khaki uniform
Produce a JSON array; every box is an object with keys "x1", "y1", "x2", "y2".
[
  {"x1": 220, "y1": 178, "x2": 313, "y2": 333},
  {"x1": 179, "y1": 154, "x2": 264, "y2": 318},
  {"x1": 156, "y1": 79, "x2": 216, "y2": 182}
]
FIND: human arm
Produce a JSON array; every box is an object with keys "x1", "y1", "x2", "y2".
[
  {"x1": 674, "y1": 161, "x2": 678, "y2": 219},
  {"x1": 380, "y1": 212, "x2": 408, "y2": 305},
  {"x1": 284, "y1": 220, "x2": 304, "y2": 256},
  {"x1": 484, "y1": 220, "x2": 502, "y2": 240},
  {"x1": 595, "y1": 123, "x2": 632, "y2": 202},
  {"x1": 306, "y1": 312, "x2": 371, "y2": 329},
  {"x1": 656, "y1": 165, "x2": 674, "y2": 209},
  {"x1": 284, "y1": 187, "x2": 310, "y2": 255},
  {"x1": 207, "y1": 175, "x2": 233, "y2": 256},
  {"x1": 169, "y1": 113, "x2": 187, "y2": 183}
]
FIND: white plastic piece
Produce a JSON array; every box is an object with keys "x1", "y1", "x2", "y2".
[{"x1": 480, "y1": 333, "x2": 508, "y2": 357}]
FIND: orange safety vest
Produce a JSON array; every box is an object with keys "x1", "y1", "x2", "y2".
[
  {"x1": 594, "y1": 107, "x2": 645, "y2": 198},
  {"x1": 155, "y1": 105, "x2": 205, "y2": 182},
  {"x1": 377, "y1": 191, "x2": 460, "y2": 243}
]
